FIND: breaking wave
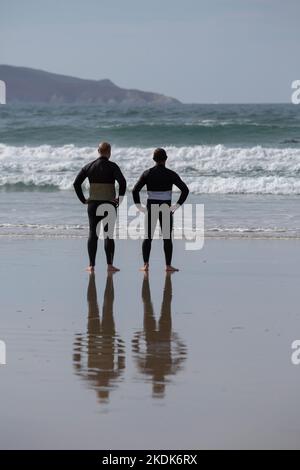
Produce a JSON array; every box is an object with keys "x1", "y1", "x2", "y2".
[{"x1": 1, "y1": 143, "x2": 300, "y2": 194}]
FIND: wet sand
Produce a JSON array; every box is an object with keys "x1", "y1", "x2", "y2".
[{"x1": 1, "y1": 238, "x2": 300, "y2": 449}]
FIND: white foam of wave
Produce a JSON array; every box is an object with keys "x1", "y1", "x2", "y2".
[
  {"x1": 190, "y1": 119, "x2": 263, "y2": 127},
  {"x1": 1, "y1": 143, "x2": 300, "y2": 194},
  {"x1": 188, "y1": 176, "x2": 300, "y2": 195}
]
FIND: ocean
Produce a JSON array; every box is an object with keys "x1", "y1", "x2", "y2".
[{"x1": 1, "y1": 102, "x2": 300, "y2": 238}]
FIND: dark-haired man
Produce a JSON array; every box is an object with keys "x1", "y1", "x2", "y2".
[
  {"x1": 74, "y1": 142, "x2": 126, "y2": 273},
  {"x1": 132, "y1": 148, "x2": 189, "y2": 272}
]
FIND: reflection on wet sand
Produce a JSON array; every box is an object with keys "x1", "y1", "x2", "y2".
[
  {"x1": 73, "y1": 274, "x2": 125, "y2": 403},
  {"x1": 132, "y1": 274, "x2": 187, "y2": 399}
]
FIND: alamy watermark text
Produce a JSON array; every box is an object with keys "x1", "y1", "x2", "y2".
[
  {"x1": 0, "y1": 340, "x2": 6, "y2": 365},
  {"x1": 0, "y1": 80, "x2": 6, "y2": 104}
]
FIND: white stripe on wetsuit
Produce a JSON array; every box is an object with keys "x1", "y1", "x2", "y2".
[{"x1": 147, "y1": 190, "x2": 172, "y2": 200}]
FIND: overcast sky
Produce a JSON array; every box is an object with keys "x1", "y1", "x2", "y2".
[{"x1": 0, "y1": 0, "x2": 299, "y2": 103}]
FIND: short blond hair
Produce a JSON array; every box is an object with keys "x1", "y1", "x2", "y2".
[{"x1": 98, "y1": 141, "x2": 111, "y2": 156}]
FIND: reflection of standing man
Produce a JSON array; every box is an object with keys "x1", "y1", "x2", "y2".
[
  {"x1": 73, "y1": 273, "x2": 125, "y2": 403},
  {"x1": 132, "y1": 274, "x2": 187, "y2": 398}
]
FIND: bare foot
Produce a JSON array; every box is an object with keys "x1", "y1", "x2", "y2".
[
  {"x1": 85, "y1": 266, "x2": 95, "y2": 273},
  {"x1": 166, "y1": 265, "x2": 179, "y2": 272},
  {"x1": 139, "y1": 263, "x2": 149, "y2": 272},
  {"x1": 107, "y1": 265, "x2": 120, "y2": 272}
]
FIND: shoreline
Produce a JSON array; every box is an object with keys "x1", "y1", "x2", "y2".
[
  {"x1": 1, "y1": 191, "x2": 300, "y2": 240},
  {"x1": 1, "y1": 233, "x2": 300, "y2": 240}
]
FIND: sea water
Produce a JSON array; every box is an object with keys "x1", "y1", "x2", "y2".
[{"x1": 1, "y1": 103, "x2": 300, "y2": 238}]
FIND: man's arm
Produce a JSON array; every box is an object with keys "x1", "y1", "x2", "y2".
[
  {"x1": 73, "y1": 168, "x2": 88, "y2": 204},
  {"x1": 172, "y1": 173, "x2": 189, "y2": 206},
  {"x1": 113, "y1": 165, "x2": 127, "y2": 201},
  {"x1": 132, "y1": 172, "x2": 147, "y2": 205}
]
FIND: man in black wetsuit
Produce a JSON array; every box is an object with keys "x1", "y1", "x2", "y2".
[
  {"x1": 132, "y1": 148, "x2": 189, "y2": 272},
  {"x1": 73, "y1": 142, "x2": 126, "y2": 273}
]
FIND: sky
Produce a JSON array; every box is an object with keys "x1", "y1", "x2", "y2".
[{"x1": 0, "y1": 0, "x2": 299, "y2": 103}]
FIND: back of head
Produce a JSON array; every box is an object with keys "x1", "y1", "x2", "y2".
[
  {"x1": 153, "y1": 148, "x2": 167, "y2": 164},
  {"x1": 98, "y1": 141, "x2": 111, "y2": 158}
]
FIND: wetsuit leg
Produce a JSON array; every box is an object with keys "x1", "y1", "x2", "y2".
[
  {"x1": 87, "y1": 202, "x2": 100, "y2": 267},
  {"x1": 88, "y1": 202, "x2": 117, "y2": 267},
  {"x1": 142, "y1": 238, "x2": 151, "y2": 264},
  {"x1": 104, "y1": 238, "x2": 115, "y2": 265},
  {"x1": 142, "y1": 203, "x2": 158, "y2": 264},
  {"x1": 103, "y1": 202, "x2": 117, "y2": 265},
  {"x1": 159, "y1": 206, "x2": 173, "y2": 266}
]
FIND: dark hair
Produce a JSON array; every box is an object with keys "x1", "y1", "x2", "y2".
[{"x1": 153, "y1": 148, "x2": 167, "y2": 163}]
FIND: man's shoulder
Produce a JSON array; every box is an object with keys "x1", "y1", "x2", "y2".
[
  {"x1": 142, "y1": 167, "x2": 155, "y2": 178},
  {"x1": 82, "y1": 158, "x2": 99, "y2": 172},
  {"x1": 165, "y1": 167, "x2": 179, "y2": 178},
  {"x1": 107, "y1": 160, "x2": 121, "y2": 171},
  {"x1": 83, "y1": 158, "x2": 120, "y2": 171},
  {"x1": 143, "y1": 166, "x2": 177, "y2": 177},
  {"x1": 111, "y1": 160, "x2": 121, "y2": 168}
]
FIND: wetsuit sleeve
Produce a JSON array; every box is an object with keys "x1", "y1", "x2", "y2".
[
  {"x1": 132, "y1": 172, "x2": 147, "y2": 204},
  {"x1": 73, "y1": 167, "x2": 88, "y2": 204},
  {"x1": 113, "y1": 165, "x2": 127, "y2": 197},
  {"x1": 172, "y1": 172, "x2": 189, "y2": 205}
]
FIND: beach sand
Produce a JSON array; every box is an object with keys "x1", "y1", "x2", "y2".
[{"x1": 0, "y1": 237, "x2": 300, "y2": 449}]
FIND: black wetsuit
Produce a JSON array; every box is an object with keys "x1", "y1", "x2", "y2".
[
  {"x1": 73, "y1": 157, "x2": 126, "y2": 266},
  {"x1": 132, "y1": 164, "x2": 189, "y2": 265}
]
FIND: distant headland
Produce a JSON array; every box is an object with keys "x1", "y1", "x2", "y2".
[{"x1": 0, "y1": 65, "x2": 180, "y2": 105}]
